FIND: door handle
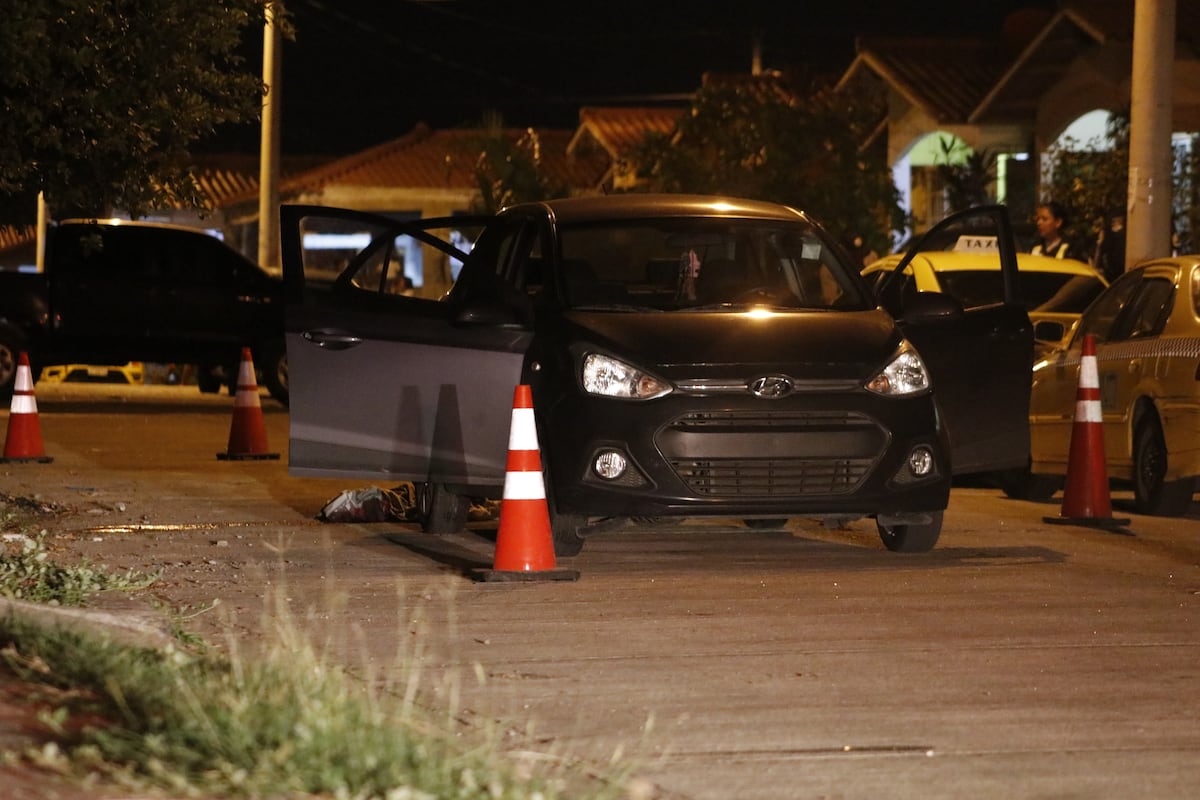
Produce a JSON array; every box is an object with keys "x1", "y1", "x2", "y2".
[{"x1": 302, "y1": 330, "x2": 363, "y2": 350}]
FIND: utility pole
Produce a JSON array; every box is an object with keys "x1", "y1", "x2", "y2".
[
  {"x1": 257, "y1": 2, "x2": 282, "y2": 270},
  {"x1": 1125, "y1": 0, "x2": 1175, "y2": 267}
]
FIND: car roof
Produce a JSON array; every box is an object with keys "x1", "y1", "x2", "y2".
[
  {"x1": 867, "y1": 251, "x2": 1104, "y2": 278},
  {"x1": 55, "y1": 217, "x2": 217, "y2": 236},
  {"x1": 501, "y1": 194, "x2": 813, "y2": 225}
]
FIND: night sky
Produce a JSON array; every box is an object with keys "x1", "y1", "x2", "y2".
[{"x1": 209, "y1": 0, "x2": 1059, "y2": 156}]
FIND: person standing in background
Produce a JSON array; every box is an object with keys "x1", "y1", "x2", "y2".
[
  {"x1": 1093, "y1": 209, "x2": 1127, "y2": 281},
  {"x1": 1032, "y1": 201, "x2": 1076, "y2": 259}
]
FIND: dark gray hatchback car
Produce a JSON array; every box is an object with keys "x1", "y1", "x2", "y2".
[{"x1": 281, "y1": 195, "x2": 1033, "y2": 555}]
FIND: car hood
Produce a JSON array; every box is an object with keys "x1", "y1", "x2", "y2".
[{"x1": 564, "y1": 309, "x2": 902, "y2": 379}]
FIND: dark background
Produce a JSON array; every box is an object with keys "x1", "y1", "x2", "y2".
[{"x1": 210, "y1": 0, "x2": 1058, "y2": 156}]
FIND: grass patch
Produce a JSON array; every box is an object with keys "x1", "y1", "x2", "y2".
[
  {"x1": 1, "y1": 492, "x2": 159, "y2": 605},
  {"x1": 1, "y1": 613, "x2": 624, "y2": 799},
  {"x1": 0, "y1": 495, "x2": 643, "y2": 799}
]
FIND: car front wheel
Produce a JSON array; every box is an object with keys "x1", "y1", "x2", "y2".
[
  {"x1": 877, "y1": 510, "x2": 943, "y2": 552},
  {"x1": 550, "y1": 511, "x2": 587, "y2": 557},
  {"x1": 1133, "y1": 417, "x2": 1195, "y2": 516}
]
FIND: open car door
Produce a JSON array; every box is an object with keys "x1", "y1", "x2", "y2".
[
  {"x1": 279, "y1": 205, "x2": 528, "y2": 490},
  {"x1": 876, "y1": 205, "x2": 1034, "y2": 475}
]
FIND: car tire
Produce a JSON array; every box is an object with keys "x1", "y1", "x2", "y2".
[
  {"x1": 744, "y1": 518, "x2": 788, "y2": 529},
  {"x1": 550, "y1": 512, "x2": 587, "y2": 557},
  {"x1": 996, "y1": 465, "x2": 1061, "y2": 502},
  {"x1": 1133, "y1": 417, "x2": 1196, "y2": 516},
  {"x1": 196, "y1": 366, "x2": 222, "y2": 393},
  {"x1": 258, "y1": 345, "x2": 289, "y2": 407},
  {"x1": 0, "y1": 332, "x2": 24, "y2": 402},
  {"x1": 876, "y1": 510, "x2": 943, "y2": 553},
  {"x1": 418, "y1": 482, "x2": 469, "y2": 534}
]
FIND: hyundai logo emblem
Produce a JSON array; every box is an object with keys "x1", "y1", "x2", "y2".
[{"x1": 750, "y1": 375, "x2": 793, "y2": 398}]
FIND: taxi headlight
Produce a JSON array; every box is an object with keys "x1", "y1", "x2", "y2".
[
  {"x1": 582, "y1": 353, "x2": 671, "y2": 399},
  {"x1": 866, "y1": 347, "x2": 931, "y2": 397}
]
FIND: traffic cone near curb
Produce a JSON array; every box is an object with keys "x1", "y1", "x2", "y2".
[
  {"x1": 217, "y1": 347, "x2": 280, "y2": 461},
  {"x1": 1044, "y1": 334, "x2": 1130, "y2": 530},
  {"x1": 1, "y1": 352, "x2": 52, "y2": 464},
  {"x1": 471, "y1": 385, "x2": 579, "y2": 582}
]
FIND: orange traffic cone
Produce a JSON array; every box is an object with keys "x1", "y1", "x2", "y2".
[
  {"x1": 217, "y1": 348, "x2": 280, "y2": 461},
  {"x1": 471, "y1": 385, "x2": 579, "y2": 582},
  {"x1": 1, "y1": 352, "x2": 52, "y2": 464},
  {"x1": 1044, "y1": 334, "x2": 1129, "y2": 530}
]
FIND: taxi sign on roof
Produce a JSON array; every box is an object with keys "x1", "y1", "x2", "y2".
[{"x1": 953, "y1": 235, "x2": 999, "y2": 253}]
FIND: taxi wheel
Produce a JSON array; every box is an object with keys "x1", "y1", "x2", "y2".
[
  {"x1": 1133, "y1": 418, "x2": 1196, "y2": 516},
  {"x1": 877, "y1": 510, "x2": 943, "y2": 553},
  {"x1": 418, "y1": 482, "x2": 469, "y2": 534}
]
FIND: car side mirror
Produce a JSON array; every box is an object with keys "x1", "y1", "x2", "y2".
[
  {"x1": 454, "y1": 298, "x2": 530, "y2": 329},
  {"x1": 1033, "y1": 319, "x2": 1065, "y2": 344}
]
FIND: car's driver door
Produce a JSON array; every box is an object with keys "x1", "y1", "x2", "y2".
[{"x1": 279, "y1": 205, "x2": 534, "y2": 492}]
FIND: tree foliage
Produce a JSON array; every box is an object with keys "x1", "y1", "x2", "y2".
[
  {"x1": 467, "y1": 116, "x2": 568, "y2": 214},
  {"x1": 1041, "y1": 113, "x2": 1131, "y2": 258},
  {"x1": 934, "y1": 135, "x2": 998, "y2": 213},
  {"x1": 629, "y1": 72, "x2": 906, "y2": 257},
  {"x1": 0, "y1": 0, "x2": 272, "y2": 224}
]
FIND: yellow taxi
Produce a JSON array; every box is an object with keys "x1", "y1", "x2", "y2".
[
  {"x1": 39, "y1": 362, "x2": 144, "y2": 385},
  {"x1": 863, "y1": 238, "x2": 1107, "y2": 353},
  {"x1": 1027, "y1": 256, "x2": 1200, "y2": 515}
]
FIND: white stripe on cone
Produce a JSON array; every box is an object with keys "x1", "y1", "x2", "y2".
[
  {"x1": 14, "y1": 364, "x2": 33, "y2": 393},
  {"x1": 1079, "y1": 353, "x2": 1099, "y2": 389},
  {"x1": 508, "y1": 406, "x2": 538, "y2": 449},
  {"x1": 10, "y1": 395, "x2": 37, "y2": 414},
  {"x1": 503, "y1": 470, "x2": 547, "y2": 500},
  {"x1": 1075, "y1": 399, "x2": 1102, "y2": 423}
]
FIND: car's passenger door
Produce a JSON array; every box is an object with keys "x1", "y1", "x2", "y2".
[
  {"x1": 280, "y1": 206, "x2": 534, "y2": 490},
  {"x1": 878, "y1": 206, "x2": 1034, "y2": 475}
]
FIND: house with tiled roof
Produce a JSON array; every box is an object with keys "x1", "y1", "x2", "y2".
[
  {"x1": 209, "y1": 112, "x2": 681, "y2": 290},
  {"x1": 837, "y1": 0, "x2": 1200, "y2": 235},
  {"x1": 568, "y1": 106, "x2": 686, "y2": 191},
  {"x1": 223, "y1": 107, "x2": 684, "y2": 222}
]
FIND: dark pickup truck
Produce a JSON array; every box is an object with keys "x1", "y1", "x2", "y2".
[{"x1": 0, "y1": 219, "x2": 288, "y2": 404}]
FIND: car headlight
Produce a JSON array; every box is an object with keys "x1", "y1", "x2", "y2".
[
  {"x1": 865, "y1": 346, "x2": 931, "y2": 397},
  {"x1": 582, "y1": 353, "x2": 671, "y2": 399}
]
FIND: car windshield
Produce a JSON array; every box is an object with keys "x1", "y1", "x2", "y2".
[
  {"x1": 937, "y1": 271, "x2": 1106, "y2": 313},
  {"x1": 555, "y1": 218, "x2": 871, "y2": 311}
]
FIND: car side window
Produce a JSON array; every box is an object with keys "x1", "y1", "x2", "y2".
[
  {"x1": 1073, "y1": 270, "x2": 1143, "y2": 344},
  {"x1": 450, "y1": 217, "x2": 539, "y2": 313},
  {"x1": 1120, "y1": 277, "x2": 1173, "y2": 340}
]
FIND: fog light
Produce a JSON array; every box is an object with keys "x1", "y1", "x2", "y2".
[
  {"x1": 908, "y1": 446, "x2": 934, "y2": 477},
  {"x1": 593, "y1": 450, "x2": 628, "y2": 480}
]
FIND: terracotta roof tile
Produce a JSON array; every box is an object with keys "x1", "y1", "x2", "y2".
[
  {"x1": 572, "y1": 106, "x2": 684, "y2": 159},
  {"x1": 851, "y1": 37, "x2": 1012, "y2": 123},
  {"x1": 252, "y1": 124, "x2": 613, "y2": 204}
]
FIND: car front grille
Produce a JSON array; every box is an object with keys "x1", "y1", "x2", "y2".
[{"x1": 660, "y1": 410, "x2": 884, "y2": 497}]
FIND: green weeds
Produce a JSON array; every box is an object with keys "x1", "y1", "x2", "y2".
[{"x1": 0, "y1": 494, "x2": 638, "y2": 799}]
